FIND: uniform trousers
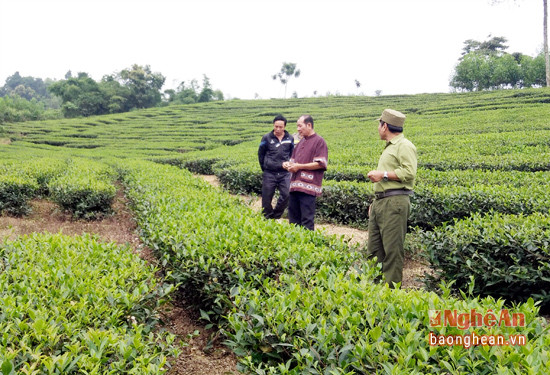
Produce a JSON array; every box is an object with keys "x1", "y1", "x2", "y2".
[{"x1": 367, "y1": 194, "x2": 411, "y2": 287}]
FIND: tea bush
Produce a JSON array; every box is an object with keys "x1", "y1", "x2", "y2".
[
  {"x1": 153, "y1": 156, "x2": 224, "y2": 175},
  {"x1": 0, "y1": 173, "x2": 38, "y2": 216},
  {"x1": 410, "y1": 183, "x2": 549, "y2": 230},
  {"x1": 316, "y1": 171, "x2": 550, "y2": 230},
  {"x1": 48, "y1": 158, "x2": 116, "y2": 219},
  {"x1": 421, "y1": 212, "x2": 550, "y2": 308},
  {"x1": 227, "y1": 268, "x2": 550, "y2": 374},
  {"x1": 0, "y1": 233, "x2": 178, "y2": 374},
  {"x1": 215, "y1": 163, "x2": 263, "y2": 195},
  {"x1": 20, "y1": 157, "x2": 68, "y2": 195},
  {"x1": 316, "y1": 180, "x2": 374, "y2": 227}
]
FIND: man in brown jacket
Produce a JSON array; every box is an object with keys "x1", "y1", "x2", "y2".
[{"x1": 283, "y1": 115, "x2": 328, "y2": 230}]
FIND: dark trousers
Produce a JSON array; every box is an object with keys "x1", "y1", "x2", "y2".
[
  {"x1": 261, "y1": 171, "x2": 291, "y2": 219},
  {"x1": 367, "y1": 195, "x2": 411, "y2": 288},
  {"x1": 288, "y1": 191, "x2": 316, "y2": 230}
]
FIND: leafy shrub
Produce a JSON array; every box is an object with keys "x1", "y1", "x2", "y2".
[
  {"x1": 411, "y1": 184, "x2": 548, "y2": 229},
  {"x1": 0, "y1": 174, "x2": 38, "y2": 216},
  {"x1": 324, "y1": 167, "x2": 369, "y2": 182},
  {"x1": 49, "y1": 177, "x2": 116, "y2": 219},
  {"x1": 48, "y1": 159, "x2": 116, "y2": 219},
  {"x1": 0, "y1": 95, "x2": 61, "y2": 123},
  {"x1": 315, "y1": 175, "x2": 549, "y2": 230},
  {"x1": 0, "y1": 233, "x2": 178, "y2": 374},
  {"x1": 153, "y1": 157, "x2": 223, "y2": 175},
  {"x1": 19, "y1": 158, "x2": 68, "y2": 195},
  {"x1": 316, "y1": 180, "x2": 374, "y2": 228},
  {"x1": 215, "y1": 164, "x2": 263, "y2": 195},
  {"x1": 227, "y1": 266, "x2": 550, "y2": 374},
  {"x1": 421, "y1": 212, "x2": 550, "y2": 308},
  {"x1": 183, "y1": 157, "x2": 223, "y2": 174}
]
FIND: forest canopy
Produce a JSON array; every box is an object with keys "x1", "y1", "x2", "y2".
[
  {"x1": 450, "y1": 36, "x2": 547, "y2": 91},
  {"x1": 0, "y1": 65, "x2": 224, "y2": 122}
]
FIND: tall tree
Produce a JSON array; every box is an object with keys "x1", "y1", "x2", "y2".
[
  {"x1": 48, "y1": 72, "x2": 108, "y2": 117},
  {"x1": 355, "y1": 79, "x2": 361, "y2": 95},
  {"x1": 171, "y1": 80, "x2": 199, "y2": 104},
  {"x1": 461, "y1": 35, "x2": 508, "y2": 57},
  {"x1": 0, "y1": 95, "x2": 51, "y2": 123},
  {"x1": 115, "y1": 64, "x2": 165, "y2": 109},
  {"x1": 198, "y1": 75, "x2": 214, "y2": 103},
  {"x1": 100, "y1": 75, "x2": 131, "y2": 113},
  {"x1": 165, "y1": 76, "x2": 224, "y2": 105},
  {"x1": 1, "y1": 72, "x2": 49, "y2": 100},
  {"x1": 272, "y1": 62, "x2": 301, "y2": 98}
]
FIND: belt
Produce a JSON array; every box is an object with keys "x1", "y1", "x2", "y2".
[{"x1": 374, "y1": 188, "x2": 414, "y2": 199}]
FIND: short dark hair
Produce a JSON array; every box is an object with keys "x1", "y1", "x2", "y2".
[
  {"x1": 380, "y1": 120, "x2": 403, "y2": 133},
  {"x1": 387, "y1": 124, "x2": 403, "y2": 133},
  {"x1": 273, "y1": 115, "x2": 287, "y2": 126},
  {"x1": 301, "y1": 114, "x2": 314, "y2": 128}
]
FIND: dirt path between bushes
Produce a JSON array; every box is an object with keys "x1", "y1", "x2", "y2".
[
  {"x1": 198, "y1": 174, "x2": 428, "y2": 290},
  {"x1": 0, "y1": 176, "x2": 428, "y2": 374}
]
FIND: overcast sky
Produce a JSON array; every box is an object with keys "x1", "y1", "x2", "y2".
[{"x1": 0, "y1": 0, "x2": 544, "y2": 99}]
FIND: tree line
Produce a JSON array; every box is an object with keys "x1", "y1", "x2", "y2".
[
  {"x1": 0, "y1": 64, "x2": 224, "y2": 123},
  {"x1": 450, "y1": 36, "x2": 547, "y2": 91},
  {"x1": 1, "y1": 39, "x2": 549, "y2": 125}
]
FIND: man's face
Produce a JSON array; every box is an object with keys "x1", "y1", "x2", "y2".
[
  {"x1": 273, "y1": 120, "x2": 285, "y2": 137},
  {"x1": 296, "y1": 117, "x2": 309, "y2": 137}
]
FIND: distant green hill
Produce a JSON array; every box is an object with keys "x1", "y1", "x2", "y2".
[{"x1": 3, "y1": 88, "x2": 550, "y2": 172}]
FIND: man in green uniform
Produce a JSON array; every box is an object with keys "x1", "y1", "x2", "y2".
[{"x1": 367, "y1": 109, "x2": 417, "y2": 288}]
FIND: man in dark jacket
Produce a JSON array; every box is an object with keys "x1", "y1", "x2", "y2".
[{"x1": 258, "y1": 115, "x2": 294, "y2": 219}]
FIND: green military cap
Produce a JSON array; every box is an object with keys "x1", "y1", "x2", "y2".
[{"x1": 378, "y1": 109, "x2": 406, "y2": 128}]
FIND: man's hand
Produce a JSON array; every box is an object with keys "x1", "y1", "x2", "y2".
[
  {"x1": 367, "y1": 170, "x2": 384, "y2": 183},
  {"x1": 284, "y1": 162, "x2": 300, "y2": 173},
  {"x1": 288, "y1": 165, "x2": 301, "y2": 173}
]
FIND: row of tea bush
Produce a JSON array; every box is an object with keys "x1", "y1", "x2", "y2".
[
  {"x1": 0, "y1": 158, "x2": 115, "y2": 219},
  {"x1": 0, "y1": 232, "x2": 178, "y2": 373}
]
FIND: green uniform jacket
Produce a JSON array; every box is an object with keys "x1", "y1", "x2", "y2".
[{"x1": 374, "y1": 133, "x2": 417, "y2": 192}]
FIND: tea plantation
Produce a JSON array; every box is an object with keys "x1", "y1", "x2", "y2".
[{"x1": 1, "y1": 88, "x2": 549, "y2": 374}]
